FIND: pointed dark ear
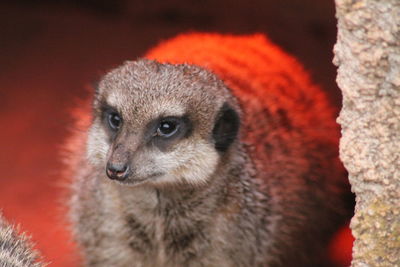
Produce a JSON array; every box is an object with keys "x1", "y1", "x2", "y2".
[{"x1": 212, "y1": 103, "x2": 240, "y2": 152}]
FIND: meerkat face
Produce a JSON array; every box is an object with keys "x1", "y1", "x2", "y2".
[{"x1": 86, "y1": 59, "x2": 240, "y2": 187}]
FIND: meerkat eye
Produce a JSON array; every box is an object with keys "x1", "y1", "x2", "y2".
[
  {"x1": 108, "y1": 112, "x2": 122, "y2": 130},
  {"x1": 156, "y1": 120, "x2": 179, "y2": 138}
]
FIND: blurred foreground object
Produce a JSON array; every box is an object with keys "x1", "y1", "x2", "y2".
[
  {"x1": 334, "y1": 0, "x2": 400, "y2": 265},
  {"x1": 0, "y1": 213, "x2": 44, "y2": 267}
]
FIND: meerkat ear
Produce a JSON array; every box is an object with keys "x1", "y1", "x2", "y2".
[{"x1": 212, "y1": 103, "x2": 240, "y2": 152}]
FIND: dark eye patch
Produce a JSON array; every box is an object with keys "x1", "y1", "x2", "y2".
[
  {"x1": 146, "y1": 115, "x2": 192, "y2": 151},
  {"x1": 100, "y1": 103, "x2": 122, "y2": 139}
]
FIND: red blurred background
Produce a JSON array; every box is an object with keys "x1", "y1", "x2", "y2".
[{"x1": 0, "y1": 0, "x2": 353, "y2": 266}]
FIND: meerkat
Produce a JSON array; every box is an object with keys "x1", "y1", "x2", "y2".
[
  {"x1": 66, "y1": 33, "x2": 352, "y2": 267},
  {"x1": 0, "y1": 213, "x2": 43, "y2": 267}
]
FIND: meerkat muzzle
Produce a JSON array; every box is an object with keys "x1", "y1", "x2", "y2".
[{"x1": 106, "y1": 162, "x2": 130, "y2": 181}]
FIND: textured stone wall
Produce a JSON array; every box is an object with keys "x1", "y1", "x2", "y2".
[{"x1": 334, "y1": 0, "x2": 400, "y2": 266}]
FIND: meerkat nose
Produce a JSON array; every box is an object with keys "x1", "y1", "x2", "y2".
[{"x1": 106, "y1": 162, "x2": 130, "y2": 181}]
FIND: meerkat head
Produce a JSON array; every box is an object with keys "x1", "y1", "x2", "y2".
[{"x1": 86, "y1": 59, "x2": 240, "y2": 187}]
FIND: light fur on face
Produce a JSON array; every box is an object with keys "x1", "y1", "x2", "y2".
[
  {"x1": 86, "y1": 123, "x2": 110, "y2": 165},
  {"x1": 141, "y1": 139, "x2": 220, "y2": 187}
]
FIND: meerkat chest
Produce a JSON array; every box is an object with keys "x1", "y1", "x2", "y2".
[
  {"x1": 117, "y1": 189, "x2": 234, "y2": 266},
  {"x1": 123, "y1": 211, "x2": 234, "y2": 267}
]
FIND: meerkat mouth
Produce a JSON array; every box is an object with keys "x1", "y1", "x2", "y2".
[{"x1": 114, "y1": 172, "x2": 164, "y2": 186}]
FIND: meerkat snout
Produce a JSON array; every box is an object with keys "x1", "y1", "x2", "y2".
[
  {"x1": 106, "y1": 162, "x2": 129, "y2": 181},
  {"x1": 106, "y1": 143, "x2": 131, "y2": 180}
]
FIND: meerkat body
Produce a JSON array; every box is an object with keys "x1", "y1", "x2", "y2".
[
  {"x1": 67, "y1": 33, "x2": 351, "y2": 266},
  {"x1": 0, "y1": 213, "x2": 43, "y2": 267}
]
